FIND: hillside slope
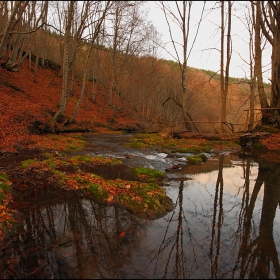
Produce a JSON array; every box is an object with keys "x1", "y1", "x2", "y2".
[{"x1": 0, "y1": 61, "x2": 160, "y2": 152}]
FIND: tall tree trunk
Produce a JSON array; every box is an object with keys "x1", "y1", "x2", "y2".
[
  {"x1": 68, "y1": 46, "x2": 92, "y2": 124},
  {"x1": 270, "y1": 32, "x2": 280, "y2": 108},
  {"x1": 268, "y1": 2, "x2": 280, "y2": 125},
  {"x1": 258, "y1": 1, "x2": 280, "y2": 127},
  {"x1": 248, "y1": 78, "x2": 256, "y2": 132},
  {"x1": 254, "y1": 2, "x2": 269, "y2": 110},
  {"x1": 52, "y1": 1, "x2": 75, "y2": 128},
  {"x1": 248, "y1": 31, "x2": 256, "y2": 132},
  {"x1": 160, "y1": 1, "x2": 204, "y2": 133},
  {"x1": 0, "y1": 1, "x2": 24, "y2": 60},
  {"x1": 220, "y1": 1, "x2": 232, "y2": 133},
  {"x1": 220, "y1": 1, "x2": 226, "y2": 133}
]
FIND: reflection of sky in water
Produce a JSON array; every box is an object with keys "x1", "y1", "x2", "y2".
[
  {"x1": 159, "y1": 158, "x2": 278, "y2": 278},
  {"x1": 194, "y1": 164, "x2": 262, "y2": 197}
]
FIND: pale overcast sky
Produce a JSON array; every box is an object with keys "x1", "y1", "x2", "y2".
[{"x1": 146, "y1": 1, "x2": 271, "y2": 83}]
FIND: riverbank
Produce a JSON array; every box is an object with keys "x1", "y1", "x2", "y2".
[
  {"x1": 0, "y1": 132, "x2": 175, "y2": 240},
  {"x1": 1, "y1": 129, "x2": 280, "y2": 241}
]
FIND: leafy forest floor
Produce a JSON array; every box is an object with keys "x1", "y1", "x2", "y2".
[{"x1": 1, "y1": 60, "x2": 280, "y2": 241}]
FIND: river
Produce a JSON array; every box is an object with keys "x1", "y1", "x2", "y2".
[{"x1": 1, "y1": 133, "x2": 280, "y2": 279}]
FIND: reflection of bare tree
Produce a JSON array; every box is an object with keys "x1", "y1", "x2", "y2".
[
  {"x1": 209, "y1": 154, "x2": 224, "y2": 278},
  {"x1": 151, "y1": 180, "x2": 193, "y2": 279},
  {"x1": 3, "y1": 153, "x2": 280, "y2": 279},
  {"x1": 150, "y1": 155, "x2": 230, "y2": 279},
  {"x1": 233, "y1": 159, "x2": 280, "y2": 279},
  {"x1": 0, "y1": 194, "x2": 148, "y2": 279}
]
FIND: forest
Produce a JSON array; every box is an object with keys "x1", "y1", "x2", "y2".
[
  {"x1": 2, "y1": 3, "x2": 280, "y2": 275},
  {"x1": 0, "y1": 1, "x2": 279, "y2": 149}
]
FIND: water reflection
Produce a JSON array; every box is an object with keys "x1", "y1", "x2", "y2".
[
  {"x1": 150, "y1": 154, "x2": 280, "y2": 279},
  {"x1": 234, "y1": 158, "x2": 280, "y2": 279},
  {"x1": 0, "y1": 197, "x2": 151, "y2": 278},
  {"x1": 1, "y1": 145, "x2": 280, "y2": 278}
]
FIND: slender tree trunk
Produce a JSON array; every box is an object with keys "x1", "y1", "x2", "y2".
[
  {"x1": 0, "y1": 1, "x2": 23, "y2": 59},
  {"x1": 268, "y1": 2, "x2": 280, "y2": 125},
  {"x1": 68, "y1": 46, "x2": 92, "y2": 124},
  {"x1": 254, "y1": 2, "x2": 269, "y2": 110},
  {"x1": 270, "y1": 33, "x2": 280, "y2": 108},
  {"x1": 220, "y1": 1, "x2": 232, "y2": 133},
  {"x1": 52, "y1": 1, "x2": 75, "y2": 128},
  {"x1": 220, "y1": 1, "x2": 226, "y2": 133},
  {"x1": 258, "y1": 1, "x2": 280, "y2": 126},
  {"x1": 248, "y1": 32, "x2": 256, "y2": 132},
  {"x1": 91, "y1": 64, "x2": 97, "y2": 102}
]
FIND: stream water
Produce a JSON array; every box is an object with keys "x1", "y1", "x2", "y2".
[{"x1": 1, "y1": 133, "x2": 280, "y2": 279}]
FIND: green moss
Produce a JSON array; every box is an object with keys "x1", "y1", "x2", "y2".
[
  {"x1": 116, "y1": 193, "x2": 142, "y2": 212},
  {"x1": 0, "y1": 182, "x2": 9, "y2": 191},
  {"x1": 0, "y1": 173, "x2": 10, "y2": 204},
  {"x1": 199, "y1": 154, "x2": 208, "y2": 162},
  {"x1": 21, "y1": 159, "x2": 38, "y2": 168},
  {"x1": 115, "y1": 183, "x2": 172, "y2": 216},
  {"x1": 71, "y1": 154, "x2": 122, "y2": 165},
  {"x1": 47, "y1": 158, "x2": 57, "y2": 168},
  {"x1": 109, "y1": 180, "x2": 126, "y2": 189},
  {"x1": 132, "y1": 167, "x2": 166, "y2": 182},
  {"x1": 87, "y1": 183, "x2": 109, "y2": 202},
  {"x1": 0, "y1": 193, "x2": 6, "y2": 204},
  {"x1": 187, "y1": 155, "x2": 204, "y2": 165},
  {"x1": 0, "y1": 172, "x2": 8, "y2": 182},
  {"x1": 66, "y1": 144, "x2": 81, "y2": 151},
  {"x1": 200, "y1": 146, "x2": 213, "y2": 153},
  {"x1": 72, "y1": 154, "x2": 94, "y2": 163},
  {"x1": 75, "y1": 174, "x2": 100, "y2": 184},
  {"x1": 167, "y1": 143, "x2": 176, "y2": 147},
  {"x1": 127, "y1": 133, "x2": 240, "y2": 153},
  {"x1": 128, "y1": 141, "x2": 145, "y2": 148},
  {"x1": 51, "y1": 170, "x2": 68, "y2": 184}
]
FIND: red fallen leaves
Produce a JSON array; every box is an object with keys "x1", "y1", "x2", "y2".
[
  {"x1": 0, "y1": 212, "x2": 12, "y2": 222},
  {"x1": 258, "y1": 133, "x2": 280, "y2": 162},
  {"x1": 260, "y1": 133, "x2": 280, "y2": 151},
  {"x1": 119, "y1": 230, "x2": 126, "y2": 238},
  {"x1": 0, "y1": 57, "x2": 147, "y2": 153}
]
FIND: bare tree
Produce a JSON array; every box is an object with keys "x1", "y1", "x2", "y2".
[
  {"x1": 248, "y1": 8, "x2": 256, "y2": 132},
  {"x1": 258, "y1": 1, "x2": 280, "y2": 127},
  {"x1": 0, "y1": 1, "x2": 28, "y2": 67},
  {"x1": 34, "y1": 1, "x2": 49, "y2": 75},
  {"x1": 52, "y1": 1, "x2": 75, "y2": 128},
  {"x1": 105, "y1": 1, "x2": 149, "y2": 107},
  {"x1": 236, "y1": 2, "x2": 258, "y2": 132},
  {"x1": 160, "y1": 1, "x2": 205, "y2": 132},
  {"x1": 68, "y1": 1, "x2": 112, "y2": 124},
  {"x1": 253, "y1": 1, "x2": 269, "y2": 112},
  {"x1": 220, "y1": 1, "x2": 232, "y2": 133}
]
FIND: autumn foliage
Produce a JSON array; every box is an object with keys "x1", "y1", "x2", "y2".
[{"x1": 0, "y1": 59, "x2": 156, "y2": 152}]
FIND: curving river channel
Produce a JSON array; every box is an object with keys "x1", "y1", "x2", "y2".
[{"x1": 1, "y1": 133, "x2": 280, "y2": 279}]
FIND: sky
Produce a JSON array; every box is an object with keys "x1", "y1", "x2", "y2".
[{"x1": 146, "y1": 1, "x2": 271, "y2": 83}]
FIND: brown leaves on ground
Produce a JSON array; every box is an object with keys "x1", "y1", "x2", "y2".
[
  {"x1": 260, "y1": 133, "x2": 280, "y2": 151},
  {"x1": 0, "y1": 60, "x2": 151, "y2": 152},
  {"x1": 259, "y1": 133, "x2": 280, "y2": 162}
]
